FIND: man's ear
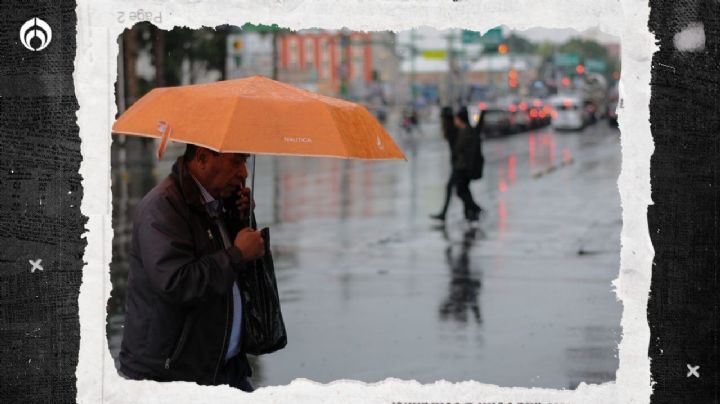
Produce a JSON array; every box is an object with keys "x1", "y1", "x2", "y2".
[{"x1": 197, "y1": 149, "x2": 208, "y2": 166}]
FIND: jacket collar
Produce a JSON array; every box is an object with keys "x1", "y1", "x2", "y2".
[{"x1": 170, "y1": 156, "x2": 207, "y2": 210}]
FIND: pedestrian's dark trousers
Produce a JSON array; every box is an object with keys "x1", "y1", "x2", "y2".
[
  {"x1": 455, "y1": 170, "x2": 480, "y2": 219},
  {"x1": 439, "y1": 170, "x2": 458, "y2": 216}
]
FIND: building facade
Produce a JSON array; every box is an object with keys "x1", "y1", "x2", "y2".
[{"x1": 277, "y1": 30, "x2": 397, "y2": 99}]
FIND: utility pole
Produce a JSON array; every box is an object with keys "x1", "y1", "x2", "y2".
[
  {"x1": 339, "y1": 29, "x2": 351, "y2": 99},
  {"x1": 153, "y1": 27, "x2": 166, "y2": 86},
  {"x1": 338, "y1": 29, "x2": 352, "y2": 219},
  {"x1": 272, "y1": 28, "x2": 280, "y2": 223},
  {"x1": 272, "y1": 30, "x2": 279, "y2": 80},
  {"x1": 410, "y1": 29, "x2": 417, "y2": 106},
  {"x1": 460, "y1": 36, "x2": 467, "y2": 105},
  {"x1": 446, "y1": 30, "x2": 457, "y2": 107}
]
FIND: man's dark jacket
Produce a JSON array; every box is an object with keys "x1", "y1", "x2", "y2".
[{"x1": 119, "y1": 157, "x2": 251, "y2": 386}]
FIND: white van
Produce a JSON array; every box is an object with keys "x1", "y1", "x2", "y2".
[{"x1": 550, "y1": 95, "x2": 588, "y2": 131}]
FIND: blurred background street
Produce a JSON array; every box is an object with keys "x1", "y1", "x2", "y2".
[{"x1": 108, "y1": 23, "x2": 622, "y2": 389}]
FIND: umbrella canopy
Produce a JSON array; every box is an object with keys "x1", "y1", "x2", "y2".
[{"x1": 112, "y1": 75, "x2": 406, "y2": 161}]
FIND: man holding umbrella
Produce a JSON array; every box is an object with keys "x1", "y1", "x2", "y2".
[
  {"x1": 119, "y1": 145, "x2": 264, "y2": 391},
  {"x1": 112, "y1": 76, "x2": 407, "y2": 391}
]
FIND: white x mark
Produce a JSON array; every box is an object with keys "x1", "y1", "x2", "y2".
[
  {"x1": 687, "y1": 364, "x2": 700, "y2": 378},
  {"x1": 29, "y1": 259, "x2": 43, "y2": 273}
]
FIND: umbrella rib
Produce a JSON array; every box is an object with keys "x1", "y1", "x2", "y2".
[
  {"x1": 221, "y1": 94, "x2": 241, "y2": 152},
  {"x1": 318, "y1": 99, "x2": 351, "y2": 159}
]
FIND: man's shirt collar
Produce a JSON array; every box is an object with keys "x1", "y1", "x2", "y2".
[{"x1": 190, "y1": 175, "x2": 216, "y2": 204}]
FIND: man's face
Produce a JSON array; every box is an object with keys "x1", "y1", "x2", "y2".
[{"x1": 201, "y1": 152, "x2": 248, "y2": 199}]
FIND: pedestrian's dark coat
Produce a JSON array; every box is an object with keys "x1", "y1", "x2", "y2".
[
  {"x1": 452, "y1": 126, "x2": 477, "y2": 172},
  {"x1": 119, "y1": 157, "x2": 251, "y2": 386},
  {"x1": 440, "y1": 106, "x2": 458, "y2": 157}
]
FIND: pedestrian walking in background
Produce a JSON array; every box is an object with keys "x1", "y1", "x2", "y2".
[
  {"x1": 430, "y1": 106, "x2": 460, "y2": 221},
  {"x1": 432, "y1": 106, "x2": 484, "y2": 222},
  {"x1": 401, "y1": 105, "x2": 415, "y2": 137},
  {"x1": 451, "y1": 106, "x2": 483, "y2": 222}
]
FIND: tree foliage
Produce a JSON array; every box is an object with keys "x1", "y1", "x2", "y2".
[{"x1": 505, "y1": 33, "x2": 538, "y2": 54}]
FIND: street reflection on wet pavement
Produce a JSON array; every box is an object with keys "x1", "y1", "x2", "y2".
[{"x1": 109, "y1": 122, "x2": 621, "y2": 389}]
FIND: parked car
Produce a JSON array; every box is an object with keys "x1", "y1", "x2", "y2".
[
  {"x1": 528, "y1": 98, "x2": 551, "y2": 128},
  {"x1": 496, "y1": 96, "x2": 532, "y2": 133},
  {"x1": 479, "y1": 107, "x2": 513, "y2": 137},
  {"x1": 550, "y1": 95, "x2": 590, "y2": 131}
]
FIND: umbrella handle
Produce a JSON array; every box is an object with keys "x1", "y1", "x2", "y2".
[
  {"x1": 249, "y1": 154, "x2": 256, "y2": 229},
  {"x1": 157, "y1": 123, "x2": 172, "y2": 160}
]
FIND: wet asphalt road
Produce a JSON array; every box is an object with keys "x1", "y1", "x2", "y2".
[{"x1": 108, "y1": 120, "x2": 622, "y2": 390}]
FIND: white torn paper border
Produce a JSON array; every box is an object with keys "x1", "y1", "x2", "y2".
[{"x1": 76, "y1": 0, "x2": 656, "y2": 402}]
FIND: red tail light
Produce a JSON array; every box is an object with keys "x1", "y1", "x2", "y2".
[
  {"x1": 508, "y1": 104, "x2": 517, "y2": 113},
  {"x1": 530, "y1": 110, "x2": 538, "y2": 118},
  {"x1": 519, "y1": 102, "x2": 528, "y2": 111},
  {"x1": 479, "y1": 102, "x2": 487, "y2": 110},
  {"x1": 533, "y1": 99, "x2": 542, "y2": 107}
]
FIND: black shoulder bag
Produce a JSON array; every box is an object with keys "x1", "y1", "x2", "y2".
[{"x1": 237, "y1": 226, "x2": 288, "y2": 355}]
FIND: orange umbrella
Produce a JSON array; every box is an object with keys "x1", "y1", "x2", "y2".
[{"x1": 112, "y1": 75, "x2": 406, "y2": 161}]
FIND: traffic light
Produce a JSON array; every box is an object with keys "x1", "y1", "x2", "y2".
[
  {"x1": 508, "y1": 68, "x2": 518, "y2": 88},
  {"x1": 498, "y1": 43, "x2": 508, "y2": 55},
  {"x1": 232, "y1": 39, "x2": 243, "y2": 67}
]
